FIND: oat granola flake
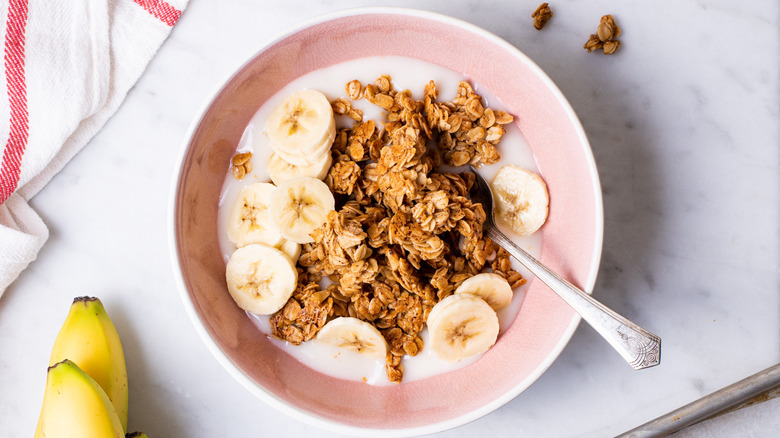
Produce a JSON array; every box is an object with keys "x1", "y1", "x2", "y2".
[{"x1": 267, "y1": 76, "x2": 526, "y2": 383}]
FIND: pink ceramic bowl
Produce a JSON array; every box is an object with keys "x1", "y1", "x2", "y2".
[{"x1": 170, "y1": 7, "x2": 603, "y2": 436}]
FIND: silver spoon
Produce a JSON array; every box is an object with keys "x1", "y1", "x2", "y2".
[{"x1": 468, "y1": 167, "x2": 661, "y2": 370}]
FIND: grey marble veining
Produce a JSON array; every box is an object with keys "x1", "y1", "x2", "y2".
[{"x1": 0, "y1": 1, "x2": 778, "y2": 437}]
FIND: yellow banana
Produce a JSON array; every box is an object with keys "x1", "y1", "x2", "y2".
[
  {"x1": 34, "y1": 359, "x2": 124, "y2": 438},
  {"x1": 48, "y1": 296, "x2": 128, "y2": 431}
]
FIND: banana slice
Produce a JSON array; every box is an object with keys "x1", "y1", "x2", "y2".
[
  {"x1": 490, "y1": 165, "x2": 549, "y2": 236},
  {"x1": 268, "y1": 176, "x2": 335, "y2": 244},
  {"x1": 455, "y1": 273, "x2": 513, "y2": 310},
  {"x1": 267, "y1": 151, "x2": 332, "y2": 185},
  {"x1": 272, "y1": 130, "x2": 335, "y2": 167},
  {"x1": 275, "y1": 238, "x2": 301, "y2": 264},
  {"x1": 427, "y1": 293, "x2": 500, "y2": 362},
  {"x1": 227, "y1": 182, "x2": 284, "y2": 248},
  {"x1": 265, "y1": 89, "x2": 336, "y2": 166},
  {"x1": 225, "y1": 244, "x2": 298, "y2": 315},
  {"x1": 316, "y1": 317, "x2": 388, "y2": 358}
]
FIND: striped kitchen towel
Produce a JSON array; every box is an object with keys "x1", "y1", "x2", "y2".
[{"x1": 0, "y1": 0, "x2": 188, "y2": 296}]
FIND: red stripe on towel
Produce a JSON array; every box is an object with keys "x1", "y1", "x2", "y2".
[
  {"x1": 0, "y1": 0, "x2": 30, "y2": 205},
  {"x1": 133, "y1": 0, "x2": 182, "y2": 27}
]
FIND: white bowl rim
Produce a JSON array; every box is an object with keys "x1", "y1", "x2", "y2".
[{"x1": 168, "y1": 6, "x2": 604, "y2": 437}]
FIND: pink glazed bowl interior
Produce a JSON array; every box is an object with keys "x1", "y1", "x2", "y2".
[{"x1": 171, "y1": 8, "x2": 602, "y2": 436}]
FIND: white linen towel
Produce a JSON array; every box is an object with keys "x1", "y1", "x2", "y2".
[{"x1": 0, "y1": 0, "x2": 188, "y2": 296}]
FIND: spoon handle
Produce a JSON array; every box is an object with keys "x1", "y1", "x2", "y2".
[{"x1": 486, "y1": 226, "x2": 661, "y2": 370}]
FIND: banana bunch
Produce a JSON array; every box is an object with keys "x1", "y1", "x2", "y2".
[
  {"x1": 35, "y1": 297, "x2": 146, "y2": 438},
  {"x1": 223, "y1": 89, "x2": 338, "y2": 315},
  {"x1": 490, "y1": 165, "x2": 550, "y2": 236}
]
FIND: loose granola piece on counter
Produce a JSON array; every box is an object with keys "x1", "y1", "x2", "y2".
[
  {"x1": 585, "y1": 14, "x2": 622, "y2": 55},
  {"x1": 532, "y1": 3, "x2": 553, "y2": 30},
  {"x1": 597, "y1": 14, "x2": 621, "y2": 42},
  {"x1": 602, "y1": 39, "x2": 621, "y2": 56}
]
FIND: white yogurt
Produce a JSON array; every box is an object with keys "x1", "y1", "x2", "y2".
[{"x1": 217, "y1": 56, "x2": 543, "y2": 385}]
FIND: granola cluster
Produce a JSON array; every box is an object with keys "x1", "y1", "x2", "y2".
[
  {"x1": 269, "y1": 76, "x2": 525, "y2": 383},
  {"x1": 584, "y1": 14, "x2": 622, "y2": 55}
]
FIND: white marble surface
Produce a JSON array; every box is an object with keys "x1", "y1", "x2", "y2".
[{"x1": 1, "y1": 0, "x2": 778, "y2": 436}]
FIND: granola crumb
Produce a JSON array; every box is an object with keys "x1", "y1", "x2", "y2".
[
  {"x1": 346, "y1": 80, "x2": 363, "y2": 100},
  {"x1": 231, "y1": 152, "x2": 252, "y2": 180},
  {"x1": 532, "y1": 3, "x2": 553, "y2": 30}
]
